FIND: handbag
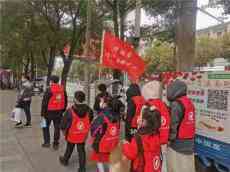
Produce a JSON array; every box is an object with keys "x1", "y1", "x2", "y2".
[
  {"x1": 11, "y1": 107, "x2": 22, "y2": 122},
  {"x1": 40, "y1": 117, "x2": 47, "y2": 128}
]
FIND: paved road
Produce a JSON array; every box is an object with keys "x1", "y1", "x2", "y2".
[
  {"x1": 0, "y1": 90, "x2": 218, "y2": 172},
  {"x1": 0, "y1": 90, "x2": 96, "y2": 172}
]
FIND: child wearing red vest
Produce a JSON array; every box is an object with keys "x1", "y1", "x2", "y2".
[
  {"x1": 142, "y1": 81, "x2": 171, "y2": 172},
  {"x1": 59, "y1": 91, "x2": 93, "y2": 172},
  {"x1": 122, "y1": 105, "x2": 162, "y2": 172},
  {"x1": 126, "y1": 83, "x2": 145, "y2": 141},
  {"x1": 90, "y1": 96, "x2": 121, "y2": 172}
]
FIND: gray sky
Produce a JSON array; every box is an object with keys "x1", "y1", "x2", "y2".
[{"x1": 197, "y1": 0, "x2": 230, "y2": 29}]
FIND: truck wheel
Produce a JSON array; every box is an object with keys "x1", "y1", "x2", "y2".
[{"x1": 195, "y1": 156, "x2": 217, "y2": 172}]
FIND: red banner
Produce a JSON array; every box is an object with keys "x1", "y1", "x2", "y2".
[{"x1": 101, "y1": 31, "x2": 145, "y2": 81}]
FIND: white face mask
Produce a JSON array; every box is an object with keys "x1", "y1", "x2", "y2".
[{"x1": 99, "y1": 98, "x2": 107, "y2": 109}]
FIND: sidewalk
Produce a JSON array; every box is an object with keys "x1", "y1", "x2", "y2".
[
  {"x1": 0, "y1": 90, "x2": 214, "y2": 172},
  {"x1": 0, "y1": 91, "x2": 96, "y2": 172}
]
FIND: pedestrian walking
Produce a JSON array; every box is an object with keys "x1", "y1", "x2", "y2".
[
  {"x1": 142, "y1": 81, "x2": 171, "y2": 172},
  {"x1": 41, "y1": 75, "x2": 67, "y2": 150},
  {"x1": 122, "y1": 105, "x2": 162, "y2": 172},
  {"x1": 15, "y1": 74, "x2": 33, "y2": 127},
  {"x1": 90, "y1": 96, "x2": 120, "y2": 172},
  {"x1": 125, "y1": 83, "x2": 145, "y2": 141},
  {"x1": 59, "y1": 91, "x2": 94, "y2": 172},
  {"x1": 166, "y1": 79, "x2": 195, "y2": 172}
]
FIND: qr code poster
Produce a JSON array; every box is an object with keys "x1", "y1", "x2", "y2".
[{"x1": 186, "y1": 72, "x2": 230, "y2": 144}]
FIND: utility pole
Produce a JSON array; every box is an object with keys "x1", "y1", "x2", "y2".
[{"x1": 84, "y1": 0, "x2": 92, "y2": 104}]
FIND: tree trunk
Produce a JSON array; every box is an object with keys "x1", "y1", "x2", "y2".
[
  {"x1": 176, "y1": 0, "x2": 197, "y2": 71},
  {"x1": 113, "y1": 0, "x2": 119, "y2": 37},
  {"x1": 120, "y1": 14, "x2": 125, "y2": 41},
  {"x1": 46, "y1": 46, "x2": 56, "y2": 86},
  {"x1": 24, "y1": 56, "x2": 30, "y2": 76},
  {"x1": 30, "y1": 51, "x2": 35, "y2": 81},
  {"x1": 61, "y1": 58, "x2": 73, "y2": 87}
]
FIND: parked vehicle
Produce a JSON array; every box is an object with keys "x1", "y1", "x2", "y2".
[{"x1": 0, "y1": 68, "x2": 14, "y2": 89}]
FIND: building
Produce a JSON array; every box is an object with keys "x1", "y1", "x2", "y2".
[{"x1": 197, "y1": 21, "x2": 230, "y2": 38}]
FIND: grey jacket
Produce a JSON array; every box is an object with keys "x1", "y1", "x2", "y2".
[
  {"x1": 18, "y1": 80, "x2": 33, "y2": 102},
  {"x1": 167, "y1": 79, "x2": 194, "y2": 155}
]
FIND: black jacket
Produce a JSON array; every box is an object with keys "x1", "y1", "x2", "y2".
[
  {"x1": 60, "y1": 103, "x2": 94, "y2": 132},
  {"x1": 167, "y1": 79, "x2": 194, "y2": 155},
  {"x1": 18, "y1": 80, "x2": 33, "y2": 102},
  {"x1": 41, "y1": 86, "x2": 68, "y2": 117},
  {"x1": 90, "y1": 109, "x2": 120, "y2": 152},
  {"x1": 126, "y1": 84, "x2": 141, "y2": 124},
  {"x1": 93, "y1": 91, "x2": 110, "y2": 112}
]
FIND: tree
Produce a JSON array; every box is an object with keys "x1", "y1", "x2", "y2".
[
  {"x1": 195, "y1": 33, "x2": 230, "y2": 66},
  {"x1": 144, "y1": 40, "x2": 176, "y2": 73},
  {"x1": 28, "y1": 0, "x2": 88, "y2": 86},
  {"x1": 195, "y1": 36, "x2": 222, "y2": 66},
  {"x1": 220, "y1": 32, "x2": 230, "y2": 59},
  {"x1": 1, "y1": 1, "x2": 48, "y2": 79},
  {"x1": 143, "y1": 0, "x2": 197, "y2": 71}
]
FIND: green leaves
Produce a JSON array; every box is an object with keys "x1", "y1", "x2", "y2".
[
  {"x1": 144, "y1": 40, "x2": 176, "y2": 73},
  {"x1": 195, "y1": 33, "x2": 230, "y2": 66}
]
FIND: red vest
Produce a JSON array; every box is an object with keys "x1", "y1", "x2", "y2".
[
  {"x1": 99, "y1": 116, "x2": 120, "y2": 153},
  {"x1": 48, "y1": 83, "x2": 65, "y2": 111},
  {"x1": 131, "y1": 96, "x2": 146, "y2": 128},
  {"x1": 147, "y1": 99, "x2": 170, "y2": 144},
  {"x1": 66, "y1": 108, "x2": 90, "y2": 144},
  {"x1": 177, "y1": 96, "x2": 195, "y2": 139},
  {"x1": 133, "y1": 135, "x2": 162, "y2": 172}
]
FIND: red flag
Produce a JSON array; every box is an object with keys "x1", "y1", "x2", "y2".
[{"x1": 101, "y1": 31, "x2": 145, "y2": 81}]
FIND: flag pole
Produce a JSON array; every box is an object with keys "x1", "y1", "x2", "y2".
[{"x1": 99, "y1": 30, "x2": 105, "y2": 81}]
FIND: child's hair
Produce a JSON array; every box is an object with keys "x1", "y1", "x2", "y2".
[
  {"x1": 22, "y1": 74, "x2": 30, "y2": 81},
  {"x1": 50, "y1": 75, "x2": 59, "y2": 83},
  {"x1": 107, "y1": 96, "x2": 124, "y2": 114},
  {"x1": 98, "y1": 83, "x2": 107, "y2": 92},
  {"x1": 74, "y1": 91, "x2": 86, "y2": 103},
  {"x1": 141, "y1": 106, "x2": 161, "y2": 134}
]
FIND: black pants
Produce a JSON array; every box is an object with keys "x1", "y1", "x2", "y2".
[
  {"x1": 21, "y1": 100, "x2": 31, "y2": 124},
  {"x1": 42, "y1": 114, "x2": 61, "y2": 145},
  {"x1": 64, "y1": 142, "x2": 86, "y2": 171}
]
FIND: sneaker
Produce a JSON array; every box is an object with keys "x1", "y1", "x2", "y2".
[
  {"x1": 42, "y1": 143, "x2": 50, "y2": 148},
  {"x1": 53, "y1": 144, "x2": 59, "y2": 151},
  {"x1": 15, "y1": 122, "x2": 23, "y2": 128},
  {"x1": 24, "y1": 123, "x2": 32, "y2": 128},
  {"x1": 59, "y1": 156, "x2": 68, "y2": 166}
]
